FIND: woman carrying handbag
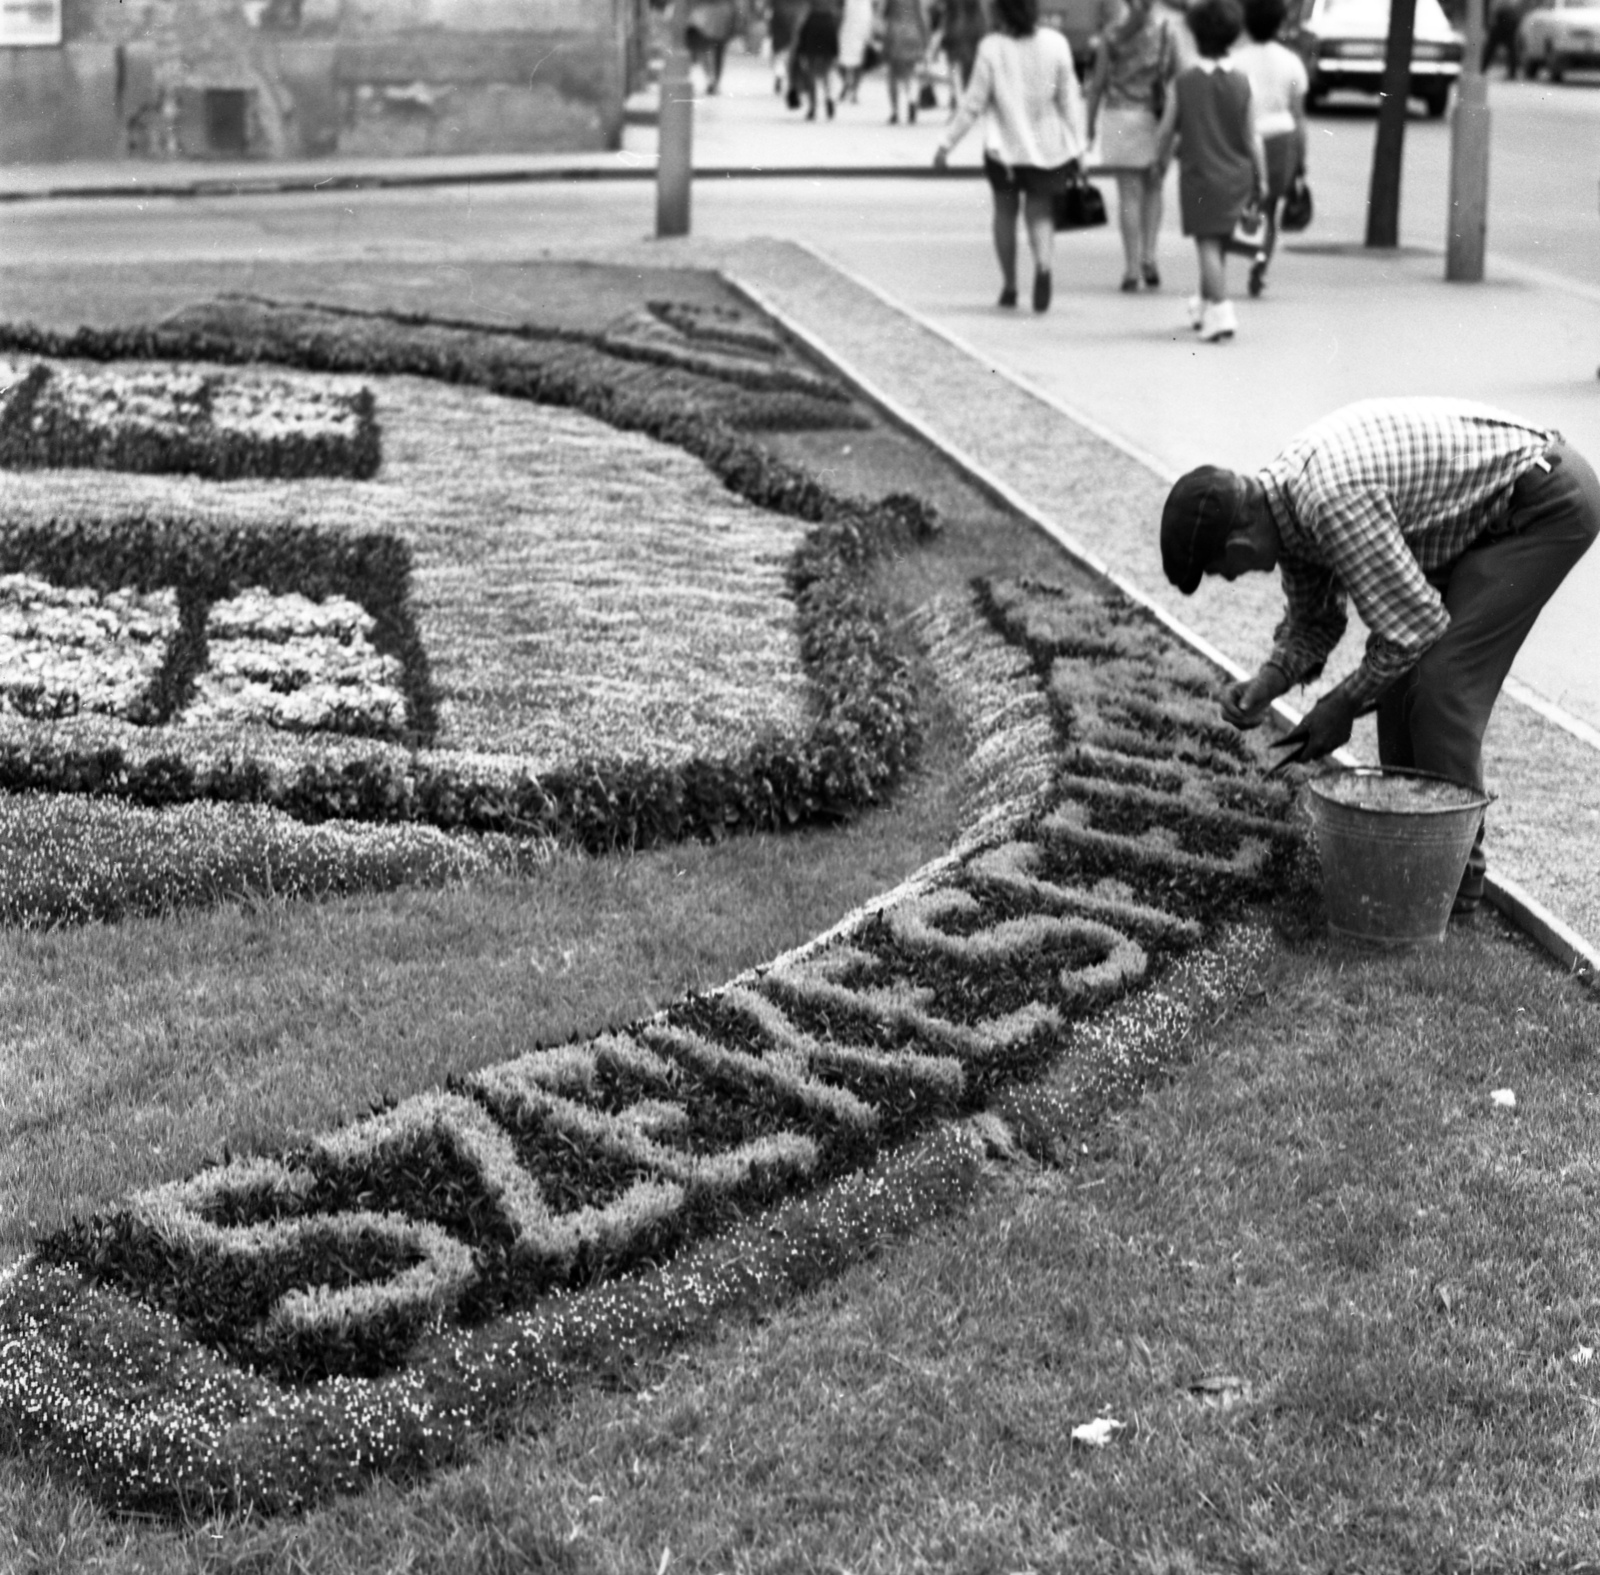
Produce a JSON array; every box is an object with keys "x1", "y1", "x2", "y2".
[{"x1": 933, "y1": 0, "x2": 1086, "y2": 312}]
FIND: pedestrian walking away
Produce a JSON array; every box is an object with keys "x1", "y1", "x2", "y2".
[
  {"x1": 769, "y1": 0, "x2": 809, "y2": 92},
  {"x1": 1084, "y1": 0, "x2": 1182, "y2": 292},
  {"x1": 1482, "y1": 0, "x2": 1524, "y2": 74},
  {"x1": 838, "y1": 0, "x2": 875, "y2": 101},
  {"x1": 1156, "y1": 0, "x2": 1266, "y2": 342},
  {"x1": 883, "y1": 0, "x2": 934, "y2": 121},
  {"x1": 1229, "y1": 0, "x2": 1306, "y2": 297},
  {"x1": 937, "y1": 0, "x2": 992, "y2": 94},
  {"x1": 790, "y1": 0, "x2": 842, "y2": 116},
  {"x1": 687, "y1": 0, "x2": 741, "y2": 92},
  {"x1": 1159, "y1": 397, "x2": 1600, "y2": 915},
  {"x1": 934, "y1": 0, "x2": 1086, "y2": 312}
]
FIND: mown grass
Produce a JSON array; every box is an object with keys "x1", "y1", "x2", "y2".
[
  {"x1": 5, "y1": 262, "x2": 1600, "y2": 1570},
  {"x1": 5, "y1": 914, "x2": 1598, "y2": 1572}
]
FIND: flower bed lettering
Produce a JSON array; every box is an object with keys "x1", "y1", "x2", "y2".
[{"x1": 0, "y1": 576, "x2": 1304, "y2": 1516}]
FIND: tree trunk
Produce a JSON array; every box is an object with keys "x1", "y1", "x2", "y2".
[{"x1": 1366, "y1": 0, "x2": 1419, "y2": 247}]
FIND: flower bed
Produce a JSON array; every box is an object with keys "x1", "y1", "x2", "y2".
[
  {"x1": 0, "y1": 360, "x2": 380, "y2": 481},
  {"x1": 184, "y1": 589, "x2": 408, "y2": 738},
  {"x1": 0, "y1": 300, "x2": 931, "y2": 890},
  {"x1": 0, "y1": 575, "x2": 1307, "y2": 1517},
  {"x1": 0, "y1": 572, "x2": 180, "y2": 725}
]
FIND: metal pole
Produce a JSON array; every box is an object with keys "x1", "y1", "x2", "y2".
[
  {"x1": 656, "y1": 0, "x2": 695, "y2": 238},
  {"x1": 1446, "y1": 0, "x2": 1490, "y2": 280}
]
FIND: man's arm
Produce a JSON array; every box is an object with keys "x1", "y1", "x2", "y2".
[{"x1": 1312, "y1": 488, "x2": 1450, "y2": 712}]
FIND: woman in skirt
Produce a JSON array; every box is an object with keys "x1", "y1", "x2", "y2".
[
  {"x1": 934, "y1": 0, "x2": 1085, "y2": 311},
  {"x1": 1085, "y1": 0, "x2": 1184, "y2": 291}
]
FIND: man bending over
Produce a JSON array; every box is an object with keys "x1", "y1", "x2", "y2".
[{"x1": 1159, "y1": 397, "x2": 1599, "y2": 915}]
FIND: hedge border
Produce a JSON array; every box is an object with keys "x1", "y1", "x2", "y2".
[{"x1": 0, "y1": 298, "x2": 936, "y2": 850}]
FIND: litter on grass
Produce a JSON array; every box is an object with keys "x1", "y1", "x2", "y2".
[
  {"x1": 1070, "y1": 1416, "x2": 1125, "y2": 1447},
  {"x1": 1186, "y1": 1374, "x2": 1253, "y2": 1410}
]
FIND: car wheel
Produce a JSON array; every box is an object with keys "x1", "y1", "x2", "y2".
[
  {"x1": 1521, "y1": 53, "x2": 1540, "y2": 78},
  {"x1": 1547, "y1": 44, "x2": 1566, "y2": 80},
  {"x1": 1423, "y1": 85, "x2": 1449, "y2": 116}
]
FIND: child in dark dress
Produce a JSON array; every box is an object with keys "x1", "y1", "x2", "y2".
[{"x1": 1154, "y1": 0, "x2": 1267, "y2": 342}]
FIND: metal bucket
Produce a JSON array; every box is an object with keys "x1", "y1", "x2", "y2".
[{"x1": 1305, "y1": 767, "x2": 1492, "y2": 946}]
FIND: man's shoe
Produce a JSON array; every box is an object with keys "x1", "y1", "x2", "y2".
[
  {"x1": 1198, "y1": 300, "x2": 1237, "y2": 342},
  {"x1": 1033, "y1": 270, "x2": 1052, "y2": 312}
]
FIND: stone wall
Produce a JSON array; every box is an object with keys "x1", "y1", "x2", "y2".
[{"x1": 0, "y1": 0, "x2": 642, "y2": 163}]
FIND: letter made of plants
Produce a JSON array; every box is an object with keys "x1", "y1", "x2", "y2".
[
  {"x1": 0, "y1": 574, "x2": 1303, "y2": 1519},
  {"x1": 0, "y1": 361, "x2": 380, "y2": 481}
]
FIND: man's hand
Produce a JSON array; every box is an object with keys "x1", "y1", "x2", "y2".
[
  {"x1": 1271, "y1": 690, "x2": 1356, "y2": 766},
  {"x1": 1219, "y1": 665, "x2": 1289, "y2": 731}
]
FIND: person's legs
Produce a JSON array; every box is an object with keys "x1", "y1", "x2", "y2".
[
  {"x1": 1197, "y1": 235, "x2": 1227, "y2": 301},
  {"x1": 1138, "y1": 166, "x2": 1164, "y2": 284},
  {"x1": 1113, "y1": 173, "x2": 1144, "y2": 286},
  {"x1": 1250, "y1": 199, "x2": 1279, "y2": 296},
  {"x1": 1024, "y1": 190, "x2": 1055, "y2": 309},
  {"x1": 1378, "y1": 441, "x2": 1600, "y2": 902},
  {"x1": 992, "y1": 188, "x2": 1021, "y2": 303}
]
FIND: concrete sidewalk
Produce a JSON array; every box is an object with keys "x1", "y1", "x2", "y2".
[{"x1": 2, "y1": 46, "x2": 1597, "y2": 979}]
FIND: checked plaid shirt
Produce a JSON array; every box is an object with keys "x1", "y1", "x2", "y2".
[{"x1": 1255, "y1": 397, "x2": 1556, "y2": 710}]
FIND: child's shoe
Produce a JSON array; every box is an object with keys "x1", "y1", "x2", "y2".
[{"x1": 1198, "y1": 299, "x2": 1237, "y2": 342}]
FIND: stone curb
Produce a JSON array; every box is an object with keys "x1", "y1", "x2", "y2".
[
  {"x1": 727, "y1": 258, "x2": 1600, "y2": 995},
  {"x1": 0, "y1": 165, "x2": 991, "y2": 204}
]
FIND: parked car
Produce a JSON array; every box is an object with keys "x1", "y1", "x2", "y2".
[
  {"x1": 1517, "y1": 0, "x2": 1600, "y2": 78},
  {"x1": 1284, "y1": 0, "x2": 1464, "y2": 116}
]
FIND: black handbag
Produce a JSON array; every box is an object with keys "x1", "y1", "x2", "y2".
[
  {"x1": 1053, "y1": 174, "x2": 1108, "y2": 231},
  {"x1": 1281, "y1": 170, "x2": 1313, "y2": 233}
]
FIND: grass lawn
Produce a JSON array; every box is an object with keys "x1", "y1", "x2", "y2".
[{"x1": 2, "y1": 261, "x2": 1598, "y2": 1573}]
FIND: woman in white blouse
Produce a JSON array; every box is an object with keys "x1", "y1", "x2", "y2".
[{"x1": 933, "y1": 0, "x2": 1087, "y2": 313}]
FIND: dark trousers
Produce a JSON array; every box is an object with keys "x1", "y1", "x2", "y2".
[{"x1": 1375, "y1": 439, "x2": 1600, "y2": 899}]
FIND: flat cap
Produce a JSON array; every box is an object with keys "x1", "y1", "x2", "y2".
[{"x1": 1161, "y1": 466, "x2": 1245, "y2": 595}]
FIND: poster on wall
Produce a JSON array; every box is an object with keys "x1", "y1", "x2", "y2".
[{"x1": 0, "y1": 0, "x2": 62, "y2": 45}]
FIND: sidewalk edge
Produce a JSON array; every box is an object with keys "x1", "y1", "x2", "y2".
[
  {"x1": 726, "y1": 251, "x2": 1600, "y2": 994},
  {"x1": 0, "y1": 164, "x2": 991, "y2": 204}
]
